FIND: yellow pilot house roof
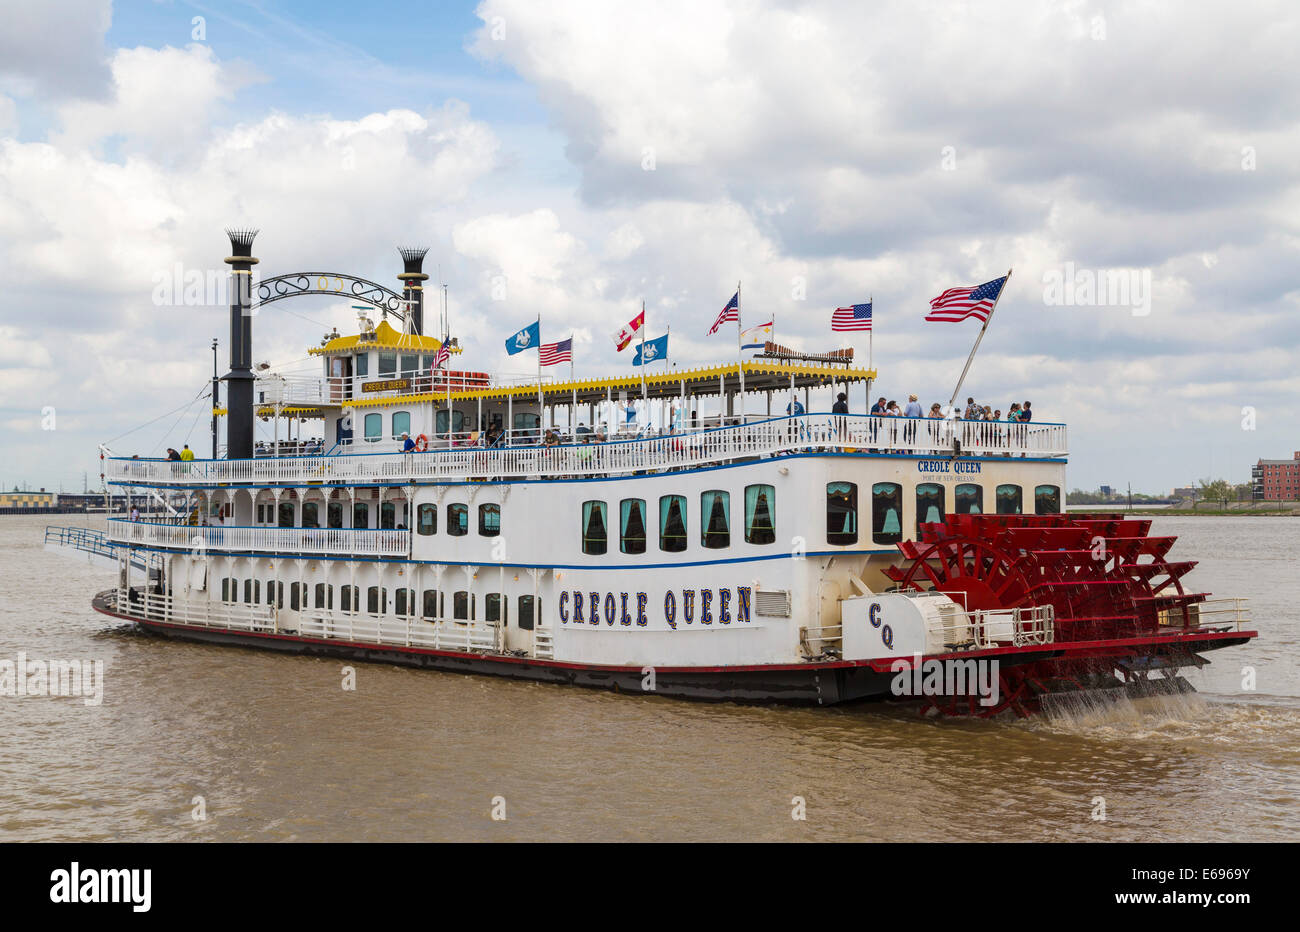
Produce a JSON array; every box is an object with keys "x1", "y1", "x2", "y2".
[{"x1": 308, "y1": 320, "x2": 446, "y2": 356}]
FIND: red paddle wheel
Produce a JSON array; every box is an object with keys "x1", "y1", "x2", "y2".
[{"x1": 883, "y1": 513, "x2": 1211, "y2": 717}]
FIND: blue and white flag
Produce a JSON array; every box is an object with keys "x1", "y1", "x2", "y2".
[
  {"x1": 505, "y1": 320, "x2": 540, "y2": 355},
  {"x1": 633, "y1": 333, "x2": 669, "y2": 366}
]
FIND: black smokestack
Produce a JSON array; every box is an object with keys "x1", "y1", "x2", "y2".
[
  {"x1": 223, "y1": 227, "x2": 259, "y2": 460},
  {"x1": 398, "y1": 246, "x2": 429, "y2": 336}
]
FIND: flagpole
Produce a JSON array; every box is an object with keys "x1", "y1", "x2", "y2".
[
  {"x1": 536, "y1": 312, "x2": 543, "y2": 419},
  {"x1": 737, "y1": 281, "x2": 745, "y2": 421},
  {"x1": 869, "y1": 293, "x2": 874, "y2": 373},
  {"x1": 947, "y1": 268, "x2": 1012, "y2": 411},
  {"x1": 639, "y1": 300, "x2": 647, "y2": 407}
]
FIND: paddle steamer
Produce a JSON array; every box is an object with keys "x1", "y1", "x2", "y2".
[{"x1": 51, "y1": 230, "x2": 1257, "y2": 715}]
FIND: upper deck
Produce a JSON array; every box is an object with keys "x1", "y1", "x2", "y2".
[{"x1": 108, "y1": 412, "x2": 1067, "y2": 488}]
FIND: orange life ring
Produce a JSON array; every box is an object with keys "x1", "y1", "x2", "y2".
[{"x1": 414, "y1": 434, "x2": 428, "y2": 452}]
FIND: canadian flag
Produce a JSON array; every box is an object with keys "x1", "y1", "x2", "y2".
[{"x1": 611, "y1": 309, "x2": 645, "y2": 352}]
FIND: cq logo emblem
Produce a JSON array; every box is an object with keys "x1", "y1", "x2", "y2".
[{"x1": 869, "y1": 603, "x2": 882, "y2": 627}]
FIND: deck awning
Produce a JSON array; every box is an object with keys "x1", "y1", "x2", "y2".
[{"x1": 342, "y1": 360, "x2": 876, "y2": 410}]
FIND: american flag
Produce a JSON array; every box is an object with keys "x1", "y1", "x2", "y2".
[
  {"x1": 831, "y1": 303, "x2": 872, "y2": 331},
  {"x1": 708, "y1": 291, "x2": 739, "y2": 335},
  {"x1": 926, "y1": 276, "x2": 1007, "y2": 322},
  {"x1": 432, "y1": 343, "x2": 450, "y2": 368},
  {"x1": 539, "y1": 337, "x2": 573, "y2": 366}
]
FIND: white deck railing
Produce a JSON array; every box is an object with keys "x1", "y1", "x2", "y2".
[
  {"x1": 107, "y1": 413, "x2": 1068, "y2": 487},
  {"x1": 107, "y1": 519, "x2": 409, "y2": 556},
  {"x1": 107, "y1": 589, "x2": 553, "y2": 657}
]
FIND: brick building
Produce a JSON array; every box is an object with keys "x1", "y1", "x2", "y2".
[{"x1": 1252, "y1": 452, "x2": 1300, "y2": 501}]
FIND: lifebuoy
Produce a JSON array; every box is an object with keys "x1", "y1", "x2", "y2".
[{"x1": 414, "y1": 434, "x2": 428, "y2": 452}]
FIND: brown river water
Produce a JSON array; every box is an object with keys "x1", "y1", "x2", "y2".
[{"x1": 2, "y1": 514, "x2": 1296, "y2": 842}]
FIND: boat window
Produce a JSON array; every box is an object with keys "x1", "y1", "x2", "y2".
[
  {"x1": 479, "y1": 503, "x2": 501, "y2": 536},
  {"x1": 872, "y1": 482, "x2": 903, "y2": 545},
  {"x1": 340, "y1": 585, "x2": 358, "y2": 613},
  {"x1": 302, "y1": 501, "x2": 319, "y2": 528},
  {"x1": 244, "y1": 579, "x2": 259, "y2": 604},
  {"x1": 435, "y1": 410, "x2": 466, "y2": 436},
  {"x1": 378, "y1": 352, "x2": 397, "y2": 377},
  {"x1": 955, "y1": 484, "x2": 983, "y2": 515},
  {"x1": 422, "y1": 589, "x2": 440, "y2": 620},
  {"x1": 996, "y1": 484, "x2": 1023, "y2": 515},
  {"x1": 400, "y1": 354, "x2": 419, "y2": 377},
  {"x1": 328, "y1": 502, "x2": 343, "y2": 528},
  {"x1": 485, "y1": 593, "x2": 507, "y2": 624},
  {"x1": 659, "y1": 495, "x2": 687, "y2": 553},
  {"x1": 518, "y1": 595, "x2": 535, "y2": 631},
  {"x1": 265, "y1": 580, "x2": 283, "y2": 609},
  {"x1": 315, "y1": 583, "x2": 333, "y2": 610},
  {"x1": 417, "y1": 503, "x2": 437, "y2": 535},
  {"x1": 278, "y1": 502, "x2": 294, "y2": 527},
  {"x1": 453, "y1": 590, "x2": 472, "y2": 621},
  {"x1": 367, "y1": 586, "x2": 386, "y2": 614},
  {"x1": 701, "y1": 490, "x2": 730, "y2": 549},
  {"x1": 447, "y1": 504, "x2": 468, "y2": 536},
  {"x1": 744, "y1": 484, "x2": 776, "y2": 545},
  {"x1": 353, "y1": 502, "x2": 369, "y2": 529},
  {"x1": 221, "y1": 578, "x2": 234, "y2": 602},
  {"x1": 620, "y1": 498, "x2": 647, "y2": 554},
  {"x1": 380, "y1": 502, "x2": 395, "y2": 529},
  {"x1": 916, "y1": 483, "x2": 945, "y2": 535},
  {"x1": 392, "y1": 410, "x2": 411, "y2": 438},
  {"x1": 395, "y1": 588, "x2": 414, "y2": 616},
  {"x1": 582, "y1": 500, "x2": 608, "y2": 555},
  {"x1": 1034, "y1": 484, "x2": 1061, "y2": 514},
  {"x1": 289, "y1": 582, "x2": 304, "y2": 611},
  {"x1": 355, "y1": 352, "x2": 368, "y2": 377},
  {"x1": 826, "y1": 482, "x2": 858, "y2": 545},
  {"x1": 364, "y1": 413, "x2": 382, "y2": 442}
]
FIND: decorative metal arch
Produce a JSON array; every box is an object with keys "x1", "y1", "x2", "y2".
[{"x1": 252, "y1": 272, "x2": 408, "y2": 316}]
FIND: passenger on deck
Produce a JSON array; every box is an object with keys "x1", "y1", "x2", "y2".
[
  {"x1": 401, "y1": 432, "x2": 416, "y2": 452},
  {"x1": 180, "y1": 445, "x2": 195, "y2": 461}
]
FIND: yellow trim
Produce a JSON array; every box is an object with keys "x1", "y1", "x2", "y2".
[
  {"x1": 342, "y1": 361, "x2": 876, "y2": 409},
  {"x1": 212, "y1": 407, "x2": 227, "y2": 416},
  {"x1": 255, "y1": 405, "x2": 329, "y2": 418},
  {"x1": 308, "y1": 319, "x2": 447, "y2": 356}
]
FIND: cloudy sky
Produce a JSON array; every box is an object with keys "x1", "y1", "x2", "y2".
[{"x1": 1, "y1": 0, "x2": 1296, "y2": 494}]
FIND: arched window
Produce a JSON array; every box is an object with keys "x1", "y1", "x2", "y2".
[
  {"x1": 352, "y1": 502, "x2": 369, "y2": 529},
  {"x1": 366, "y1": 586, "x2": 386, "y2": 614},
  {"x1": 916, "y1": 483, "x2": 945, "y2": 534},
  {"x1": 517, "y1": 595, "x2": 536, "y2": 631},
  {"x1": 479, "y1": 503, "x2": 501, "y2": 536},
  {"x1": 955, "y1": 483, "x2": 983, "y2": 515},
  {"x1": 314, "y1": 583, "x2": 333, "y2": 610},
  {"x1": 422, "y1": 589, "x2": 440, "y2": 620},
  {"x1": 417, "y1": 503, "x2": 437, "y2": 535},
  {"x1": 826, "y1": 482, "x2": 858, "y2": 545},
  {"x1": 620, "y1": 498, "x2": 647, "y2": 554},
  {"x1": 391, "y1": 410, "x2": 411, "y2": 439},
  {"x1": 453, "y1": 590, "x2": 473, "y2": 621},
  {"x1": 659, "y1": 495, "x2": 687, "y2": 552},
  {"x1": 744, "y1": 484, "x2": 776, "y2": 544},
  {"x1": 701, "y1": 490, "x2": 730, "y2": 549},
  {"x1": 395, "y1": 588, "x2": 414, "y2": 616},
  {"x1": 1034, "y1": 484, "x2": 1061, "y2": 514},
  {"x1": 327, "y1": 502, "x2": 343, "y2": 528},
  {"x1": 996, "y1": 484, "x2": 1023, "y2": 515},
  {"x1": 872, "y1": 482, "x2": 903, "y2": 544},
  {"x1": 582, "y1": 501, "x2": 608, "y2": 554},
  {"x1": 243, "y1": 579, "x2": 259, "y2": 604},
  {"x1": 277, "y1": 502, "x2": 294, "y2": 527},
  {"x1": 364, "y1": 412, "x2": 382, "y2": 442},
  {"x1": 340, "y1": 585, "x2": 358, "y2": 613},
  {"x1": 380, "y1": 502, "x2": 396, "y2": 529},
  {"x1": 485, "y1": 593, "x2": 507, "y2": 624},
  {"x1": 302, "y1": 501, "x2": 319, "y2": 528},
  {"x1": 447, "y1": 504, "x2": 468, "y2": 536}
]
